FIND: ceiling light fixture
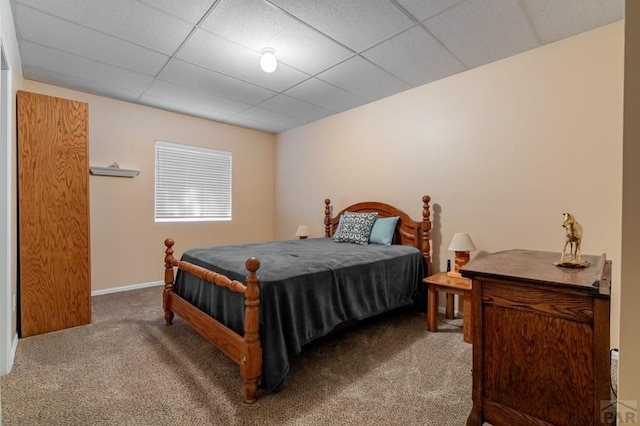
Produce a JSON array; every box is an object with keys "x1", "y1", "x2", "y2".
[{"x1": 260, "y1": 48, "x2": 277, "y2": 73}]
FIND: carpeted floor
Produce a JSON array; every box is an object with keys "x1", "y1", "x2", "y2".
[{"x1": 1, "y1": 286, "x2": 473, "y2": 425}]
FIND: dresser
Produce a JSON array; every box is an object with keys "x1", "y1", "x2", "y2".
[{"x1": 462, "y1": 249, "x2": 611, "y2": 426}]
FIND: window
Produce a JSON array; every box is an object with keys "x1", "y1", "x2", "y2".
[{"x1": 155, "y1": 141, "x2": 232, "y2": 222}]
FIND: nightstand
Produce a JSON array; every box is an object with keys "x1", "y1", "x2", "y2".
[{"x1": 423, "y1": 272, "x2": 472, "y2": 343}]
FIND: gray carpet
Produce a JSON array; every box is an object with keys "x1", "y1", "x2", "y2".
[{"x1": 1, "y1": 286, "x2": 473, "y2": 425}]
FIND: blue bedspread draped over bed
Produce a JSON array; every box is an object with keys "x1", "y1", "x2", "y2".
[{"x1": 174, "y1": 237, "x2": 424, "y2": 392}]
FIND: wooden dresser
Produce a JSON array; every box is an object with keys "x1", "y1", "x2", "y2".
[{"x1": 462, "y1": 249, "x2": 611, "y2": 426}]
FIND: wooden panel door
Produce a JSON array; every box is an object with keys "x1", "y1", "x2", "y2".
[{"x1": 17, "y1": 91, "x2": 91, "y2": 337}]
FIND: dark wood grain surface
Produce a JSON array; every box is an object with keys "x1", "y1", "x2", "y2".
[
  {"x1": 462, "y1": 249, "x2": 609, "y2": 296},
  {"x1": 466, "y1": 249, "x2": 611, "y2": 426}
]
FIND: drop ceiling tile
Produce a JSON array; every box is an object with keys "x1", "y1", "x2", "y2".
[
  {"x1": 15, "y1": 4, "x2": 168, "y2": 76},
  {"x1": 138, "y1": 93, "x2": 232, "y2": 123},
  {"x1": 200, "y1": 0, "x2": 353, "y2": 74},
  {"x1": 395, "y1": 0, "x2": 464, "y2": 22},
  {"x1": 521, "y1": 0, "x2": 624, "y2": 44},
  {"x1": 317, "y1": 56, "x2": 410, "y2": 102},
  {"x1": 158, "y1": 59, "x2": 276, "y2": 105},
  {"x1": 136, "y1": 0, "x2": 215, "y2": 24},
  {"x1": 21, "y1": 41, "x2": 154, "y2": 94},
  {"x1": 11, "y1": 0, "x2": 624, "y2": 134},
  {"x1": 143, "y1": 80, "x2": 251, "y2": 116},
  {"x1": 424, "y1": 0, "x2": 539, "y2": 68},
  {"x1": 25, "y1": 66, "x2": 142, "y2": 102},
  {"x1": 178, "y1": 29, "x2": 309, "y2": 92},
  {"x1": 363, "y1": 26, "x2": 466, "y2": 87},
  {"x1": 236, "y1": 106, "x2": 306, "y2": 130},
  {"x1": 259, "y1": 94, "x2": 334, "y2": 122},
  {"x1": 284, "y1": 77, "x2": 366, "y2": 112},
  {"x1": 268, "y1": 0, "x2": 414, "y2": 51},
  {"x1": 223, "y1": 116, "x2": 285, "y2": 134},
  {"x1": 17, "y1": 0, "x2": 194, "y2": 54}
]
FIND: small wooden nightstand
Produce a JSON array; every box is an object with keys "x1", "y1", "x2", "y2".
[{"x1": 423, "y1": 272, "x2": 472, "y2": 343}]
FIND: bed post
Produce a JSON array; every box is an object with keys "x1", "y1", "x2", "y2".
[
  {"x1": 421, "y1": 196, "x2": 432, "y2": 275},
  {"x1": 324, "y1": 198, "x2": 332, "y2": 237},
  {"x1": 163, "y1": 238, "x2": 176, "y2": 326},
  {"x1": 241, "y1": 257, "x2": 261, "y2": 404}
]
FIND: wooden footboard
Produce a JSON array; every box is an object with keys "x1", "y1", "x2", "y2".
[{"x1": 163, "y1": 239, "x2": 261, "y2": 404}]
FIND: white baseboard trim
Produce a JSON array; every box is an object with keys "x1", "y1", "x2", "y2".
[
  {"x1": 438, "y1": 306, "x2": 464, "y2": 318},
  {"x1": 9, "y1": 333, "x2": 17, "y2": 372},
  {"x1": 91, "y1": 280, "x2": 163, "y2": 297}
]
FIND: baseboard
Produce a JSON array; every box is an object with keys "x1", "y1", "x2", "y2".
[
  {"x1": 91, "y1": 280, "x2": 163, "y2": 297},
  {"x1": 9, "y1": 333, "x2": 17, "y2": 372},
  {"x1": 438, "y1": 306, "x2": 464, "y2": 318},
  {"x1": 2, "y1": 332, "x2": 22, "y2": 376}
]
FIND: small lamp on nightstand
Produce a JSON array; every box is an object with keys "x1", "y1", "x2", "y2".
[
  {"x1": 447, "y1": 233, "x2": 477, "y2": 278},
  {"x1": 295, "y1": 225, "x2": 310, "y2": 239}
]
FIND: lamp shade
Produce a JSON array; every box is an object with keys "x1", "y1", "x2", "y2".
[
  {"x1": 295, "y1": 225, "x2": 310, "y2": 238},
  {"x1": 448, "y1": 233, "x2": 477, "y2": 252}
]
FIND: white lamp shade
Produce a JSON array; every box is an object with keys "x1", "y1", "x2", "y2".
[
  {"x1": 295, "y1": 225, "x2": 310, "y2": 237},
  {"x1": 260, "y1": 49, "x2": 277, "y2": 73},
  {"x1": 448, "y1": 233, "x2": 477, "y2": 251}
]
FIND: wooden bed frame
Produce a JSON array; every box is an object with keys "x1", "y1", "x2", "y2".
[{"x1": 162, "y1": 196, "x2": 431, "y2": 404}]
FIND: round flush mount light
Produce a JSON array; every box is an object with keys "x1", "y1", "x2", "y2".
[{"x1": 260, "y1": 48, "x2": 277, "y2": 73}]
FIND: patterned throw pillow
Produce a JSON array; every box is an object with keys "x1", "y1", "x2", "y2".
[{"x1": 332, "y1": 211, "x2": 378, "y2": 245}]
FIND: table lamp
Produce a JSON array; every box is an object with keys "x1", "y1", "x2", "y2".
[
  {"x1": 295, "y1": 225, "x2": 310, "y2": 239},
  {"x1": 447, "y1": 233, "x2": 477, "y2": 278}
]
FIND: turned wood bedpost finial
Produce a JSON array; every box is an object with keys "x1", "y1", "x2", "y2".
[
  {"x1": 421, "y1": 195, "x2": 432, "y2": 274},
  {"x1": 324, "y1": 198, "x2": 332, "y2": 237},
  {"x1": 163, "y1": 238, "x2": 175, "y2": 326},
  {"x1": 242, "y1": 257, "x2": 261, "y2": 404}
]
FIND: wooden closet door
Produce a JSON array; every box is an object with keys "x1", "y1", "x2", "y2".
[{"x1": 17, "y1": 91, "x2": 91, "y2": 337}]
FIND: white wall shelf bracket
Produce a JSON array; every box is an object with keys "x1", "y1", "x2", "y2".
[{"x1": 90, "y1": 162, "x2": 139, "y2": 178}]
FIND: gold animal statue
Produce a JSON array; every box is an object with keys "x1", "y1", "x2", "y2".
[{"x1": 560, "y1": 212, "x2": 583, "y2": 263}]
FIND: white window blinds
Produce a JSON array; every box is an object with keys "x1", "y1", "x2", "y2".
[{"x1": 155, "y1": 141, "x2": 232, "y2": 222}]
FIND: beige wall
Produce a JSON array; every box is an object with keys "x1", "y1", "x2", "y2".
[
  {"x1": 22, "y1": 80, "x2": 276, "y2": 291},
  {"x1": 620, "y1": 0, "x2": 640, "y2": 413},
  {"x1": 275, "y1": 23, "x2": 624, "y2": 347}
]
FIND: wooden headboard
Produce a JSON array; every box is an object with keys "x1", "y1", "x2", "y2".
[{"x1": 323, "y1": 196, "x2": 432, "y2": 273}]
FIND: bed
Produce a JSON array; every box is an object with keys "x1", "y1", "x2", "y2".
[{"x1": 162, "y1": 196, "x2": 432, "y2": 403}]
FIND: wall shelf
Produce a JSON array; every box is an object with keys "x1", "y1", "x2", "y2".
[{"x1": 90, "y1": 162, "x2": 139, "y2": 178}]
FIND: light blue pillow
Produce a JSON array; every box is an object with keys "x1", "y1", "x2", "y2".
[
  {"x1": 369, "y1": 216, "x2": 399, "y2": 245},
  {"x1": 332, "y1": 211, "x2": 378, "y2": 245}
]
